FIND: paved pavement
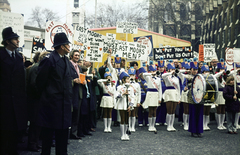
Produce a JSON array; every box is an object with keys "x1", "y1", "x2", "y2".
[{"x1": 19, "y1": 118, "x2": 240, "y2": 155}]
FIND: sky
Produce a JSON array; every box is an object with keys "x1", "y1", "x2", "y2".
[{"x1": 8, "y1": 0, "x2": 145, "y2": 24}]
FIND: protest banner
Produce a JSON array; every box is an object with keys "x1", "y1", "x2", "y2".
[
  {"x1": 198, "y1": 44, "x2": 204, "y2": 61},
  {"x1": 134, "y1": 35, "x2": 153, "y2": 57},
  {"x1": 31, "y1": 37, "x2": 45, "y2": 53},
  {"x1": 86, "y1": 36, "x2": 103, "y2": 62},
  {"x1": 0, "y1": 12, "x2": 24, "y2": 47},
  {"x1": 153, "y1": 46, "x2": 193, "y2": 60},
  {"x1": 203, "y1": 43, "x2": 217, "y2": 62},
  {"x1": 225, "y1": 48, "x2": 234, "y2": 70},
  {"x1": 116, "y1": 22, "x2": 138, "y2": 34},
  {"x1": 45, "y1": 21, "x2": 73, "y2": 50},
  {"x1": 106, "y1": 33, "x2": 116, "y2": 40}
]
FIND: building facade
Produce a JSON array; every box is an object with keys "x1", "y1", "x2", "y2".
[{"x1": 148, "y1": 0, "x2": 240, "y2": 59}]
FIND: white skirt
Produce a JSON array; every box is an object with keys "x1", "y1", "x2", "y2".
[
  {"x1": 180, "y1": 90, "x2": 189, "y2": 103},
  {"x1": 163, "y1": 89, "x2": 180, "y2": 102},
  {"x1": 142, "y1": 91, "x2": 159, "y2": 108},
  {"x1": 215, "y1": 91, "x2": 225, "y2": 105},
  {"x1": 100, "y1": 96, "x2": 114, "y2": 108},
  {"x1": 115, "y1": 97, "x2": 128, "y2": 110}
]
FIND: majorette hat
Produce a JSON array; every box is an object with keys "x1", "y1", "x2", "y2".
[
  {"x1": 52, "y1": 33, "x2": 71, "y2": 47},
  {"x1": 158, "y1": 57, "x2": 165, "y2": 68},
  {"x1": 184, "y1": 60, "x2": 191, "y2": 70},
  {"x1": 233, "y1": 62, "x2": 240, "y2": 68},
  {"x1": 149, "y1": 61, "x2": 157, "y2": 71},
  {"x1": 201, "y1": 65, "x2": 210, "y2": 73},
  {"x1": 115, "y1": 54, "x2": 121, "y2": 64},
  {"x1": 119, "y1": 71, "x2": 129, "y2": 80},
  {"x1": 190, "y1": 57, "x2": 198, "y2": 69},
  {"x1": 167, "y1": 59, "x2": 175, "y2": 70},
  {"x1": 142, "y1": 61, "x2": 146, "y2": 67},
  {"x1": 217, "y1": 58, "x2": 227, "y2": 70},
  {"x1": 138, "y1": 67, "x2": 146, "y2": 74},
  {"x1": 128, "y1": 67, "x2": 136, "y2": 75},
  {"x1": 1, "y1": 27, "x2": 19, "y2": 44},
  {"x1": 104, "y1": 68, "x2": 112, "y2": 78},
  {"x1": 181, "y1": 58, "x2": 188, "y2": 69}
]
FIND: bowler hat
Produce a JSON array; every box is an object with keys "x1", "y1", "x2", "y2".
[
  {"x1": 1, "y1": 27, "x2": 19, "y2": 44},
  {"x1": 52, "y1": 33, "x2": 71, "y2": 47}
]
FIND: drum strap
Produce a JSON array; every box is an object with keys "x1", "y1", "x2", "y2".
[{"x1": 204, "y1": 74, "x2": 215, "y2": 102}]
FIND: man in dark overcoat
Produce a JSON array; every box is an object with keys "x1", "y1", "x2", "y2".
[
  {"x1": 0, "y1": 27, "x2": 27, "y2": 154},
  {"x1": 36, "y1": 33, "x2": 74, "y2": 155}
]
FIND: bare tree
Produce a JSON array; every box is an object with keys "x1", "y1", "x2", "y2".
[
  {"x1": 85, "y1": 1, "x2": 149, "y2": 29},
  {"x1": 26, "y1": 6, "x2": 60, "y2": 28}
]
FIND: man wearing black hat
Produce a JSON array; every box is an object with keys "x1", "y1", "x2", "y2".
[
  {"x1": 36, "y1": 33, "x2": 76, "y2": 155},
  {"x1": 0, "y1": 27, "x2": 27, "y2": 154}
]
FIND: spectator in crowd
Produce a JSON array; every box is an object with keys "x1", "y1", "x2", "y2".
[
  {"x1": 0, "y1": 27, "x2": 28, "y2": 155},
  {"x1": 210, "y1": 58, "x2": 218, "y2": 74},
  {"x1": 173, "y1": 59, "x2": 180, "y2": 69}
]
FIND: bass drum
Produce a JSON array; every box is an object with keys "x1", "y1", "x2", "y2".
[{"x1": 191, "y1": 74, "x2": 218, "y2": 104}]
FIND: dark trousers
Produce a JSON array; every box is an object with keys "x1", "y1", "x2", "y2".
[
  {"x1": 28, "y1": 122, "x2": 41, "y2": 148},
  {"x1": 41, "y1": 127, "x2": 68, "y2": 155},
  {"x1": 70, "y1": 109, "x2": 79, "y2": 137},
  {"x1": 78, "y1": 113, "x2": 90, "y2": 136},
  {"x1": 138, "y1": 106, "x2": 149, "y2": 125},
  {"x1": 90, "y1": 110, "x2": 97, "y2": 128},
  {"x1": 0, "y1": 130, "x2": 18, "y2": 155}
]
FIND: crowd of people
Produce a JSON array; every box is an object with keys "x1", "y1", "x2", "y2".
[{"x1": 1, "y1": 27, "x2": 240, "y2": 155}]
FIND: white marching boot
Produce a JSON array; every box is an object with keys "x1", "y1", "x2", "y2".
[
  {"x1": 216, "y1": 114, "x2": 222, "y2": 130},
  {"x1": 124, "y1": 124, "x2": 130, "y2": 140},
  {"x1": 166, "y1": 114, "x2": 171, "y2": 131},
  {"x1": 170, "y1": 114, "x2": 176, "y2": 131},
  {"x1": 206, "y1": 115, "x2": 210, "y2": 130},
  {"x1": 152, "y1": 117, "x2": 157, "y2": 131},
  {"x1": 131, "y1": 117, "x2": 136, "y2": 132},
  {"x1": 107, "y1": 118, "x2": 112, "y2": 132},
  {"x1": 220, "y1": 114, "x2": 226, "y2": 130},
  {"x1": 104, "y1": 118, "x2": 108, "y2": 133},
  {"x1": 183, "y1": 114, "x2": 188, "y2": 131},
  {"x1": 234, "y1": 113, "x2": 240, "y2": 129},
  {"x1": 148, "y1": 117, "x2": 153, "y2": 131},
  {"x1": 120, "y1": 124, "x2": 125, "y2": 141},
  {"x1": 128, "y1": 117, "x2": 132, "y2": 132}
]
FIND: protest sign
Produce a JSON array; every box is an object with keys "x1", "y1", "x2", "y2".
[
  {"x1": 86, "y1": 36, "x2": 103, "y2": 62},
  {"x1": 153, "y1": 46, "x2": 193, "y2": 60},
  {"x1": 198, "y1": 44, "x2": 204, "y2": 61},
  {"x1": 225, "y1": 48, "x2": 234, "y2": 70},
  {"x1": 203, "y1": 43, "x2": 217, "y2": 62},
  {"x1": 134, "y1": 35, "x2": 153, "y2": 57},
  {"x1": 116, "y1": 22, "x2": 138, "y2": 34},
  {"x1": 106, "y1": 33, "x2": 116, "y2": 40},
  {"x1": 0, "y1": 12, "x2": 24, "y2": 47},
  {"x1": 31, "y1": 37, "x2": 45, "y2": 53},
  {"x1": 233, "y1": 48, "x2": 240, "y2": 63},
  {"x1": 45, "y1": 21, "x2": 73, "y2": 50}
]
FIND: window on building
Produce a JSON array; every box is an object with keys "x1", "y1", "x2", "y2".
[
  {"x1": 224, "y1": 13, "x2": 227, "y2": 27},
  {"x1": 228, "y1": 28, "x2": 231, "y2": 42},
  {"x1": 222, "y1": 31, "x2": 225, "y2": 44},
  {"x1": 195, "y1": 3, "x2": 203, "y2": 21},
  {"x1": 214, "y1": 18, "x2": 217, "y2": 31},
  {"x1": 180, "y1": 3, "x2": 187, "y2": 20},
  {"x1": 165, "y1": 3, "x2": 172, "y2": 22},
  {"x1": 230, "y1": 9, "x2": 233, "y2": 23},
  {"x1": 219, "y1": 16, "x2": 222, "y2": 29}
]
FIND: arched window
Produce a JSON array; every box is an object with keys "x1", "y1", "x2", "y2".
[
  {"x1": 165, "y1": 3, "x2": 172, "y2": 22},
  {"x1": 180, "y1": 3, "x2": 186, "y2": 20}
]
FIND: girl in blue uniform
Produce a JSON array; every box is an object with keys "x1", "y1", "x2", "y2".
[
  {"x1": 97, "y1": 68, "x2": 116, "y2": 133},
  {"x1": 115, "y1": 72, "x2": 135, "y2": 140}
]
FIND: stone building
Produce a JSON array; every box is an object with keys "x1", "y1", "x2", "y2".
[{"x1": 148, "y1": 0, "x2": 240, "y2": 59}]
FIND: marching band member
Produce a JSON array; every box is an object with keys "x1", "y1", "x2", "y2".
[
  {"x1": 156, "y1": 57, "x2": 167, "y2": 126},
  {"x1": 107, "y1": 51, "x2": 125, "y2": 127},
  {"x1": 115, "y1": 72, "x2": 135, "y2": 141},
  {"x1": 128, "y1": 67, "x2": 141, "y2": 132},
  {"x1": 215, "y1": 59, "x2": 228, "y2": 130},
  {"x1": 162, "y1": 60, "x2": 184, "y2": 132},
  {"x1": 187, "y1": 58, "x2": 204, "y2": 137},
  {"x1": 97, "y1": 68, "x2": 116, "y2": 133},
  {"x1": 201, "y1": 63, "x2": 225, "y2": 131},
  {"x1": 180, "y1": 59, "x2": 191, "y2": 130},
  {"x1": 201, "y1": 64, "x2": 212, "y2": 131},
  {"x1": 142, "y1": 61, "x2": 162, "y2": 132},
  {"x1": 137, "y1": 65, "x2": 149, "y2": 127}
]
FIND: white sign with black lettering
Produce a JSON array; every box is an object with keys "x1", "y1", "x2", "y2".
[
  {"x1": 0, "y1": 12, "x2": 24, "y2": 47},
  {"x1": 116, "y1": 22, "x2": 138, "y2": 34},
  {"x1": 86, "y1": 37, "x2": 103, "y2": 62},
  {"x1": 203, "y1": 44, "x2": 217, "y2": 62}
]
